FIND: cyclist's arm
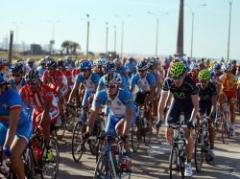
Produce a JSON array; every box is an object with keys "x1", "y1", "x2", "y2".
[
  {"x1": 67, "y1": 82, "x2": 80, "y2": 103},
  {"x1": 190, "y1": 94, "x2": 199, "y2": 123},
  {"x1": 86, "y1": 107, "x2": 100, "y2": 133},
  {"x1": 158, "y1": 90, "x2": 169, "y2": 120},
  {"x1": 4, "y1": 108, "x2": 20, "y2": 148}
]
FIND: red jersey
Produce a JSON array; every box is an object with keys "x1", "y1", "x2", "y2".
[
  {"x1": 42, "y1": 69, "x2": 68, "y2": 95},
  {"x1": 20, "y1": 83, "x2": 55, "y2": 112},
  {"x1": 72, "y1": 68, "x2": 79, "y2": 79},
  {"x1": 62, "y1": 69, "x2": 73, "y2": 87}
]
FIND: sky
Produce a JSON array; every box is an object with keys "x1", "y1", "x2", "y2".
[{"x1": 0, "y1": 0, "x2": 239, "y2": 59}]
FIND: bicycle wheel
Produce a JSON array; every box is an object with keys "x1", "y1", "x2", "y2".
[
  {"x1": 41, "y1": 137, "x2": 59, "y2": 179},
  {"x1": 169, "y1": 145, "x2": 183, "y2": 179},
  {"x1": 194, "y1": 131, "x2": 204, "y2": 173},
  {"x1": 94, "y1": 153, "x2": 117, "y2": 179},
  {"x1": 130, "y1": 126, "x2": 140, "y2": 153},
  {"x1": 71, "y1": 121, "x2": 85, "y2": 162},
  {"x1": 144, "y1": 118, "x2": 153, "y2": 146}
]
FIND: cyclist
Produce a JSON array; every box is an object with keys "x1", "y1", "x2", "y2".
[
  {"x1": 0, "y1": 72, "x2": 32, "y2": 179},
  {"x1": 86, "y1": 72, "x2": 135, "y2": 170},
  {"x1": 20, "y1": 70, "x2": 59, "y2": 159},
  {"x1": 9, "y1": 63, "x2": 26, "y2": 92},
  {"x1": 197, "y1": 69, "x2": 217, "y2": 161},
  {"x1": 95, "y1": 57, "x2": 106, "y2": 77},
  {"x1": 218, "y1": 63, "x2": 237, "y2": 136},
  {"x1": 36, "y1": 58, "x2": 47, "y2": 78},
  {"x1": 157, "y1": 61, "x2": 199, "y2": 177},
  {"x1": 42, "y1": 59, "x2": 68, "y2": 120},
  {"x1": 211, "y1": 63, "x2": 222, "y2": 85},
  {"x1": 67, "y1": 59, "x2": 100, "y2": 123},
  {"x1": 130, "y1": 59, "x2": 156, "y2": 126}
]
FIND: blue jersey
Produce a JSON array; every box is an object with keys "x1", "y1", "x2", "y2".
[
  {"x1": 9, "y1": 78, "x2": 26, "y2": 92},
  {"x1": 0, "y1": 88, "x2": 30, "y2": 127},
  {"x1": 91, "y1": 88, "x2": 135, "y2": 117},
  {"x1": 37, "y1": 66, "x2": 46, "y2": 78},
  {"x1": 130, "y1": 72, "x2": 156, "y2": 92},
  {"x1": 74, "y1": 72, "x2": 100, "y2": 92}
]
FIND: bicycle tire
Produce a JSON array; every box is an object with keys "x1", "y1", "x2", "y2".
[
  {"x1": 71, "y1": 121, "x2": 85, "y2": 163},
  {"x1": 41, "y1": 137, "x2": 59, "y2": 179},
  {"x1": 194, "y1": 131, "x2": 204, "y2": 173}
]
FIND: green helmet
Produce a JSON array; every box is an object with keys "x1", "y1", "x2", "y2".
[
  {"x1": 169, "y1": 61, "x2": 186, "y2": 78},
  {"x1": 198, "y1": 69, "x2": 211, "y2": 81}
]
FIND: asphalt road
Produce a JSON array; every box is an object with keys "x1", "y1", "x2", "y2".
[{"x1": 57, "y1": 119, "x2": 240, "y2": 179}]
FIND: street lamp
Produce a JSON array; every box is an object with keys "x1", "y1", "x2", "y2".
[
  {"x1": 147, "y1": 11, "x2": 168, "y2": 56},
  {"x1": 186, "y1": 4, "x2": 207, "y2": 58},
  {"x1": 115, "y1": 14, "x2": 130, "y2": 58},
  {"x1": 48, "y1": 20, "x2": 60, "y2": 54},
  {"x1": 227, "y1": 0, "x2": 233, "y2": 61},
  {"x1": 105, "y1": 22, "x2": 109, "y2": 53},
  {"x1": 86, "y1": 14, "x2": 90, "y2": 56},
  {"x1": 114, "y1": 25, "x2": 117, "y2": 52}
]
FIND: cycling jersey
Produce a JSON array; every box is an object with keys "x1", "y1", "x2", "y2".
[
  {"x1": 20, "y1": 83, "x2": 59, "y2": 127},
  {"x1": 0, "y1": 88, "x2": 32, "y2": 143},
  {"x1": 42, "y1": 69, "x2": 68, "y2": 96},
  {"x1": 36, "y1": 66, "x2": 46, "y2": 78},
  {"x1": 91, "y1": 88, "x2": 135, "y2": 135},
  {"x1": 197, "y1": 82, "x2": 217, "y2": 115},
  {"x1": 72, "y1": 68, "x2": 79, "y2": 79},
  {"x1": 130, "y1": 72, "x2": 156, "y2": 92},
  {"x1": 162, "y1": 75, "x2": 199, "y2": 124},
  {"x1": 218, "y1": 73, "x2": 237, "y2": 98},
  {"x1": 62, "y1": 69, "x2": 73, "y2": 88}
]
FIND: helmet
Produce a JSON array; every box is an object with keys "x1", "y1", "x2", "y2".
[
  {"x1": 57, "y1": 60, "x2": 65, "y2": 68},
  {"x1": 44, "y1": 55, "x2": 54, "y2": 62},
  {"x1": 214, "y1": 63, "x2": 222, "y2": 71},
  {"x1": 137, "y1": 60, "x2": 149, "y2": 71},
  {"x1": 198, "y1": 69, "x2": 211, "y2": 81},
  {"x1": 0, "y1": 58, "x2": 8, "y2": 66},
  {"x1": 169, "y1": 61, "x2": 186, "y2": 78},
  {"x1": 11, "y1": 64, "x2": 24, "y2": 74},
  {"x1": 104, "y1": 61, "x2": 115, "y2": 73},
  {"x1": 190, "y1": 62, "x2": 200, "y2": 71},
  {"x1": 104, "y1": 72, "x2": 122, "y2": 85},
  {"x1": 222, "y1": 63, "x2": 231, "y2": 72},
  {"x1": 46, "y1": 60, "x2": 57, "y2": 70},
  {"x1": 97, "y1": 58, "x2": 106, "y2": 67},
  {"x1": 39, "y1": 58, "x2": 47, "y2": 65},
  {"x1": 79, "y1": 60, "x2": 92, "y2": 70},
  {"x1": 25, "y1": 70, "x2": 39, "y2": 82}
]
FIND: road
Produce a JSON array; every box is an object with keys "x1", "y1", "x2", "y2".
[{"x1": 57, "y1": 118, "x2": 240, "y2": 179}]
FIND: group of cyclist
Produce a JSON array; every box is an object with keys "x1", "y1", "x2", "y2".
[{"x1": 0, "y1": 53, "x2": 239, "y2": 178}]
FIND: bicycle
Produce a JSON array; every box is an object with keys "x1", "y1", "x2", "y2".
[
  {"x1": 71, "y1": 111, "x2": 104, "y2": 163},
  {"x1": 194, "y1": 113, "x2": 210, "y2": 173},
  {"x1": 30, "y1": 126, "x2": 60, "y2": 179},
  {"x1": 169, "y1": 113, "x2": 187, "y2": 179},
  {"x1": 94, "y1": 132, "x2": 131, "y2": 179},
  {"x1": 215, "y1": 101, "x2": 230, "y2": 144}
]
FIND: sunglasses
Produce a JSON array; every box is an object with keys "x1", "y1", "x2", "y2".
[
  {"x1": 106, "y1": 84, "x2": 118, "y2": 89},
  {"x1": 138, "y1": 70, "x2": 145, "y2": 73},
  {"x1": 13, "y1": 74, "x2": 21, "y2": 77}
]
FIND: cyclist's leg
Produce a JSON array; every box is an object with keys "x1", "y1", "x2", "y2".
[
  {"x1": 9, "y1": 122, "x2": 31, "y2": 179},
  {"x1": 165, "y1": 100, "x2": 180, "y2": 144},
  {"x1": 80, "y1": 91, "x2": 91, "y2": 123}
]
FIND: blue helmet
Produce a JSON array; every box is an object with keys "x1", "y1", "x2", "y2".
[
  {"x1": 104, "y1": 61, "x2": 115, "y2": 73},
  {"x1": 11, "y1": 63, "x2": 24, "y2": 74},
  {"x1": 79, "y1": 59, "x2": 92, "y2": 70},
  {"x1": 97, "y1": 58, "x2": 106, "y2": 67},
  {"x1": 104, "y1": 72, "x2": 122, "y2": 85},
  {"x1": 214, "y1": 63, "x2": 222, "y2": 71},
  {"x1": 137, "y1": 60, "x2": 149, "y2": 71},
  {"x1": 46, "y1": 59, "x2": 57, "y2": 69}
]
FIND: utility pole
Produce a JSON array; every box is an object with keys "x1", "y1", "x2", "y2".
[
  {"x1": 8, "y1": 31, "x2": 14, "y2": 64},
  {"x1": 176, "y1": 0, "x2": 184, "y2": 57},
  {"x1": 86, "y1": 14, "x2": 90, "y2": 56},
  {"x1": 227, "y1": 1, "x2": 232, "y2": 61}
]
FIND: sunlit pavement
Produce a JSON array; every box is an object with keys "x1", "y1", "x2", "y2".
[{"x1": 58, "y1": 117, "x2": 240, "y2": 179}]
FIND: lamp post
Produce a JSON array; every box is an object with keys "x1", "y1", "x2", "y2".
[
  {"x1": 176, "y1": 0, "x2": 185, "y2": 58},
  {"x1": 105, "y1": 22, "x2": 109, "y2": 53},
  {"x1": 115, "y1": 14, "x2": 130, "y2": 58},
  {"x1": 86, "y1": 14, "x2": 90, "y2": 56},
  {"x1": 48, "y1": 20, "x2": 60, "y2": 54},
  {"x1": 188, "y1": 4, "x2": 206, "y2": 58},
  {"x1": 147, "y1": 11, "x2": 168, "y2": 56},
  {"x1": 114, "y1": 25, "x2": 117, "y2": 52},
  {"x1": 227, "y1": 1, "x2": 233, "y2": 61}
]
